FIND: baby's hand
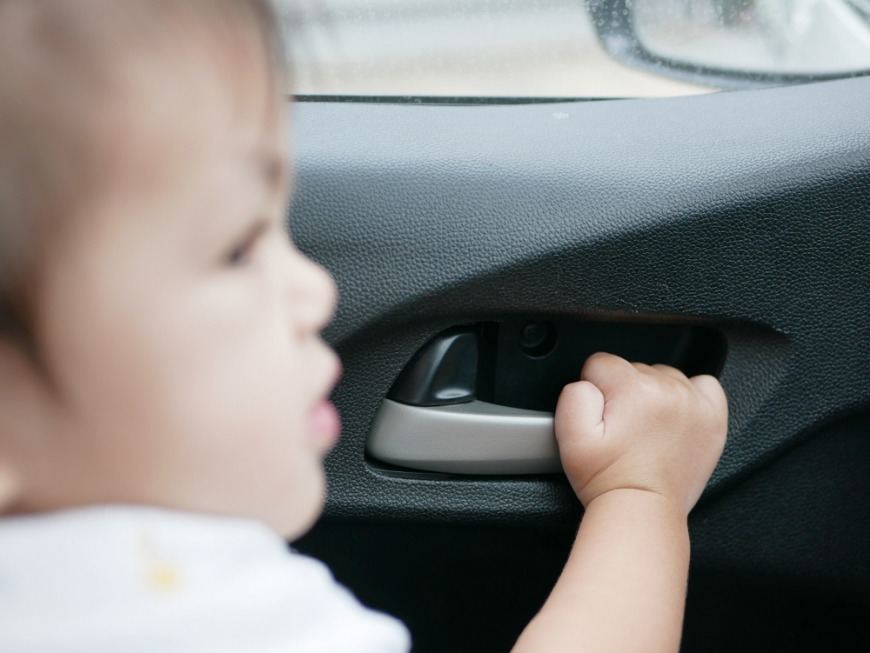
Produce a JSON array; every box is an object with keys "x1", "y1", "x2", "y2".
[{"x1": 555, "y1": 353, "x2": 727, "y2": 515}]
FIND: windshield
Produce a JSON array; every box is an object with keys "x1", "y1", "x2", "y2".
[{"x1": 277, "y1": 0, "x2": 870, "y2": 98}]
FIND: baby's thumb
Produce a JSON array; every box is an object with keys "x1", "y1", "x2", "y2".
[
  {"x1": 554, "y1": 380, "x2": 606, "y2": 446},
  {"x1": 555, "y1": 381, "x2": 606, "y2": 497}
]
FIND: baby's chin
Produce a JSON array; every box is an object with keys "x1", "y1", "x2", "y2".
[{"x1": 271, "y1": 469, "x2": 327, "y2": 541}]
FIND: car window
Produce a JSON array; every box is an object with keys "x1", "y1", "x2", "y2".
[{"x1": 276, "y1": 0, "x2": 870, "y2": 98}]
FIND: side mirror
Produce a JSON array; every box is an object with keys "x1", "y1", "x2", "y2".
[{"x1": 587, "y1": 0, "x2": 870, "y2": 90}]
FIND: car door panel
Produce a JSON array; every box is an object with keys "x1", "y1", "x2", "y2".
[{"x1": 290, "y1": 77, "x2": 870, "y2": 651}]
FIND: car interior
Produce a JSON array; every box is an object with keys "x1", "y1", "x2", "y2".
[{"x1": 283, "y1": 2, "x2": 870, "y2": 651}]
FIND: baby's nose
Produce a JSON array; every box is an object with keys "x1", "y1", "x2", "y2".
[{"x1": 287, "y1": 248, "x2": 337, "y2": 334}]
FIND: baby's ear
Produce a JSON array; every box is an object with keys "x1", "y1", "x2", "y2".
[
  {"x1": 0, "y1": 459, "x2": 22, "y2": 513},
  {"x1": 0, "y1": 335, "x2": 33, "y2": 397},
  {"x1": 0, "y1": 337, "x2": 45, "y2": 513},
  {"x1": 0, "y1": 334, "x2": 44, "y2": 394}
]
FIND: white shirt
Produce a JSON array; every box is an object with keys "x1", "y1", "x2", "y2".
[{"x1": 0, "y1": 506, "x2": 411, "y2": 653}]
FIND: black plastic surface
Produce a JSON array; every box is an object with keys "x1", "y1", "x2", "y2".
[
  {"x1": 480, "y1": 320, "x2": 725, "y2": 412},
  {"x1": 291, "y1": 76, "x2": 870, "y2": 526},
  {"x1": 389, "y1": 328, "x2": 478, "y2": 407},
  {"x1": 389, "y1": 320, "x2": 724, "y2": 415}
]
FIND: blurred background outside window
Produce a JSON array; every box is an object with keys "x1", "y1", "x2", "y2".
[{"x1": 275, "y1": 0, "x2": 870, "y2": 98}]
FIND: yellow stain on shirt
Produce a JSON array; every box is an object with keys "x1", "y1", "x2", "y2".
[
  {"x1": 147, "y1": 561, "x2": 182, "y2": 593},
  {"x1": 137, "y1": 527, "x2": 184, "y2": 595}
]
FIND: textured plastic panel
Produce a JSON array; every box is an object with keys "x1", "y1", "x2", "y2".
[{"x1": 290, "y1": 77, "x2": 870, "y2": 524}]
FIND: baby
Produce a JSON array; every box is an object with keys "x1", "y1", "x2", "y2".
[{"x1": 0, "y1": 1, "x2": 727, "y2": 652}]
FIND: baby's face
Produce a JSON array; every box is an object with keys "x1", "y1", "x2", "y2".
[{"x1": 23, "y1": 52, "x2": 340, "y2": 538}]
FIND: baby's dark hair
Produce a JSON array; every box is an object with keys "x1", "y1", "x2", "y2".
[{"x1": 0, "y1": 0, "x2": 287, "y2": 362}]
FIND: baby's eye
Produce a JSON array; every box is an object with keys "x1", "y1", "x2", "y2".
[{"x1": 225, "y1": 220, "x2": 269, "y2": 266}]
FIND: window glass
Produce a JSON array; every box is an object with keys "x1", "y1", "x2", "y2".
[{"x1": 276, "y1": 0, "x2": 870, "y2": 98}]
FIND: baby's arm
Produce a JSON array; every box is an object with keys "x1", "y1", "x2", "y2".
[{"x1": 512, "y1": 353, "x2": 728, "y2": 653}]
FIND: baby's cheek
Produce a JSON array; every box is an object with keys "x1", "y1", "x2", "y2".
[{"x1": 108, "y1": 276, "x2": 313, "y2": 510}]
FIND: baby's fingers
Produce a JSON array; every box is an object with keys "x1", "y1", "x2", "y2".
[{"x1": 580, "y1": 352, "x2": 635, "y2": 399}]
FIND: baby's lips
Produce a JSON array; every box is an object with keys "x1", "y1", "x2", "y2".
[{"x1": 309, "y1": 399, "x2": 341, "y2": 445}]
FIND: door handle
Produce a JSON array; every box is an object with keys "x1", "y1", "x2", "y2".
[
  {"x1": 367, "y1": 321, "x2": 724, "y2": 475},
  {"x1": 367, "y1": 399, "x2": 562, "y2": 475}
]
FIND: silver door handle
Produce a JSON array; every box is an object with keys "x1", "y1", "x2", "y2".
[{"x1": 367, "y1": 399, "x2": 562, "y2": 475}]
